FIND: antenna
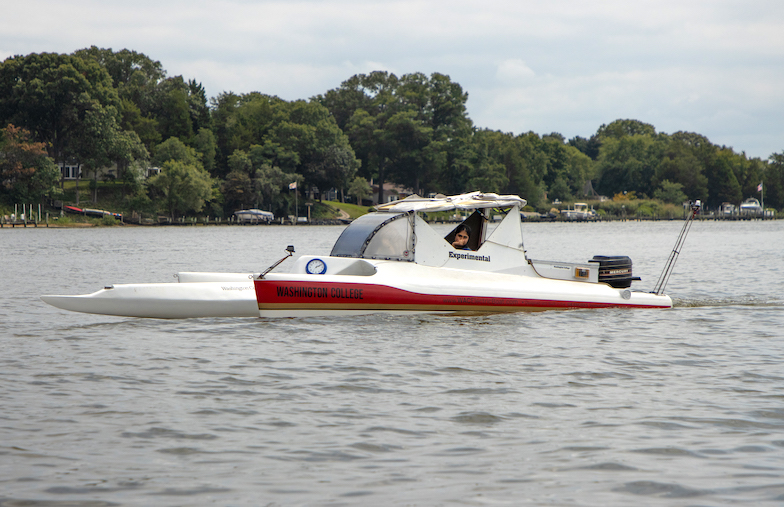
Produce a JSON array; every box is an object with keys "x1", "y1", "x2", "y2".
[
  {"x1": 259, "y1": 245, "x2": 295, "y2": 279},
  {"x1": 652, "y1": 201, "x2": 701, "y2": 295}
]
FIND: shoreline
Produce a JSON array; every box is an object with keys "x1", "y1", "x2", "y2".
[{"x1": 2, "y1": 215, "x2": 780, "y2": 229}]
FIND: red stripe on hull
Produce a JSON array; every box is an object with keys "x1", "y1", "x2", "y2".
[{"x1": 254, "y1": 280, "x2": 667, "y2": 312}]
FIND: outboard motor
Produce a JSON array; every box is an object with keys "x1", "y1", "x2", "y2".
[{"x1": 591, "y1": 255, "x2": 640, "y2": 288}]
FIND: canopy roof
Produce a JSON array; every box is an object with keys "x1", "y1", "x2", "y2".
[{"x1": 376, "y1": 191, "x2": 526, "y2": 213}]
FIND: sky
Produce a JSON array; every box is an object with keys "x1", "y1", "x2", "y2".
[{"x1": 2, "y1": 0, "x2": 783, "y2": 158}]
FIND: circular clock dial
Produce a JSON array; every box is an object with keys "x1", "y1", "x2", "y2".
[{"x1": 306, "y1": 258, "x2": 327, "y2": 274}]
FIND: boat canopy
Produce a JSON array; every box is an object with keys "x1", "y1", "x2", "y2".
[
  {"x1": 234, "y1": 209, "x2": 274, "y2": 220},
  {"x1": 377, "y1": 191, "x2": 526, "y2": 213}
]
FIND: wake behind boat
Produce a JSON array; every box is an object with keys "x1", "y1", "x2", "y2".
[{"x1": 42, "y1": 192, "x2": 695, "y2": 319}]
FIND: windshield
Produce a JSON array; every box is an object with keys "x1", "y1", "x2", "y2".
[{"x1": 330, "y1": 212, "x2": 414, "y2": 261}]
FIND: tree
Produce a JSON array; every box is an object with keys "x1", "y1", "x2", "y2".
[
  {"x1": 311, "y1": 144, "x2": 360, "y2": 201},
  {"x1": 0, "y1": 124, "x2": 59, "y2": 204},
  {"x1": 0, "y1": 52, "x2": 120, "y2": 172},
  {"x1": 548, "y1": 176, "x2": 572, "y2": 202},
  {"x1": 73, "y1": 46, "x2": 165, "y2": 99},
  {"x1": 221, "y1": 149, "x2": 254, "y2": 210},
  {"x1": 73, "y1": 47, "x2": 167, "y2": 155},
  {"x1": 254, "y1": 163, "x2": 298, "y2": 214},
  {"x1": 465, "y1": 130, "x2": 510, "y2": 194},
  {"x1": 595, "y1": 135, "x2": 664, "y2": 197},
  {"x1": 274, "y1": 100, "x2": 358, "y2": 197},
  {"x1": 318, "y1": 71, "x2": 471, "y2": 202},
  {"x1": 221, "y1": 169, "x2": 254, "y2": 212},
  {"x1": 211, "y1": 93, "x2": 358, "y2": 206},
  {"x1": 348, "y1": 176, "x2": 372, "y2": 204},
  {"x1": 653, "y1": 180, "x2": 688, "y2": 204},
  {"x1": 656, "y1": 136, "x2": 709, "y2": 201},
  {"x1": 705, "y1": 150, "x2": 742, "y2": 208},
  {"x1": 220, "y1": 146, "x2": 302, "y2": 214},
  {"x1": 147, "y1": 160, "x2": 213, "y2": 218},
  {"x1": 193, "y1": 127, "x2": 217, "y2": 173},
  {"x1": 152, "y1": 137, "x2": 201, "y2": 167},
  {"x1": 596, "y1": 119, "x2": 656, "y2": 139},
  {"x1": 154, "y1": 77, "x2": 194, "y2": 143},
  {"x1": 119, "y1": 99, "x2": 161, "y2": 153},
  {"x1": 765, "y1": 152, "x2": 784, "y2": 210},
  {"x1": 68, "y1": 102, "x2": 146, "y2": 203},
  {"x1": 568, "y1": 135, "x2": 601, "y2": 160}
]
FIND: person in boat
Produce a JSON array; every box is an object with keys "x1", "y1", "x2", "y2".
[{"x1": 451, "y1": 224, "x2": 472, "y2": 250}]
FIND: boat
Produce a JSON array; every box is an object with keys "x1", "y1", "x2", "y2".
[
  {"x1": 61, "y1": 205, "x2": 122, "y2": 219},
  {"x1": 42, "y1": 192, "x2": 685, "y2": 319},
  {"x1": 82, "y1": 208, "x2": 122, "y2": 219},
  {"x1": 560, "y1": 202, "x2": 598, "y2": 221},
  {"x1": 234, "y1": 209, "x2": 274, "y2": 223},
  {"x1": 739, "y1": 198, "x2": 762, "y2": 216}
]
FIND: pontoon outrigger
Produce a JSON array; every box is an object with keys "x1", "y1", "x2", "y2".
[{"x1": 42, "y1": 192, "x2": 694, "y2": 319}]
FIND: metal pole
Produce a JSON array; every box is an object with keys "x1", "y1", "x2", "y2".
[{"x1": 653, "y1": 200, "x2": 701, "y2": 295}]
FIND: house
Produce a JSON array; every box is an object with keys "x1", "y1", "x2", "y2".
[
  {"x1": 370, "y1": 182, "x2": 415, "y2": 205},
  {"x1": 59, "y1": 163, "x2": 160, "y2": 180}
]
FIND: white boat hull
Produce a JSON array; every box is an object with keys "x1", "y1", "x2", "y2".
[
  {"x1": 254, "y1": 261, "x2": 672, "y2": 318},
  {"x1": 41, "y1": 281, "x2": 258, "y2": 319}
]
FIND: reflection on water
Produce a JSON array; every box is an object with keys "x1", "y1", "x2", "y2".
[{"x1": 1, "y1": 220, "x2": 783, "y2": 505}]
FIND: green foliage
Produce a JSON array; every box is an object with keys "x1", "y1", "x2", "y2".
[
  {"x1": 653, "y1": 180, "x2": 688, "y2": 204},
  {"x1": 210, "y1": 93, "x2": 358, "y2": 208},
  {"x1": 548, "y1": 176, "x2": 572, "y2": 202},
  {"x1": 4, "y1": 47, "x2": 781, "y2": 216},
  {"x1": 221, "y1": 168, "x2": 253, "y2": 211},
  {"x1": 101, "y1": 214, "x2": 118, "y2": 226},
  {"x1": 152, "y1": 137, "x2": 200, "y2": 167},
  {"x1": 655, "y1": 136, "x2": 709, "y2": 201},
  {"x1": 0, "y1": 124, "x2": 60, "y2": 204},
  {"x1": 0, "y1": 52, "x2": 120, "y2": 166},
  {"x1": 219, "y1": 146, "x2": 299, "y2": 214},
  {"x1": 347, "y1": 176, "x2": 372, "y2": 202},
  {"x1": 126, "y1": 190, "x2": 154, "y2": 214},
  {"x1": 193, "y1": 127, "x2": 217, "y2": 172},
  {"x1": 596, "y1": 135, "x2": 664, "y2": 197},
  {"x1": 596, "y1": 119, "x2": 656, "y2": 139},
  {"x1": 765, "y1": 152, "x2": 784, "y2": 210},
  {"x1": 147, "y1": 159, "x2": 214, "y2": 218},
  {"x1": 318, "y1": 71, "x2": 472, "y2": 201},
  {"x1": 636, "y1": 203, "x2": 654, "y2": 217}
]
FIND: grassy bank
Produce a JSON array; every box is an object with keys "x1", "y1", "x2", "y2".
[{"x1": 322, "y1": 201, "x2": 373, "y2": 219}]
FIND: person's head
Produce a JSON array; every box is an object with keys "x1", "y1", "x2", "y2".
[{"x1": 453, "y1": 224, "x2": 471, "y2": 248}]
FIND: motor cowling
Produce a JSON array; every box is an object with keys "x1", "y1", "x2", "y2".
[{"x1": 590, "y1": 255, "x2": 640, "y2": 288}]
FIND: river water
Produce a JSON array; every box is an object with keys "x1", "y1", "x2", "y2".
[{"x1": 1, "y1": 220, "x2": 783, "y2": 506}]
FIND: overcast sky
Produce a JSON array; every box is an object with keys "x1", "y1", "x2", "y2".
[{"x1": 2, "y1": 0, "x2": 783, "y2": 158}]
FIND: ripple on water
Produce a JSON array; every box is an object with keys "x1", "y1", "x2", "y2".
[{"x1": 3, "y1": 223, "x2": 784, "y2": 505}]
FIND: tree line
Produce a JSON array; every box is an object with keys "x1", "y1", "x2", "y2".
[{"x1": 1, "y1": 47, "x2": 782, "y2": 218}]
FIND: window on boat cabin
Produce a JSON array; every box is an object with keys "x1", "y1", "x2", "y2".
[
  {"x1": 444, "y1": 210, "x2": 485, "y2": 251},
  {"x1": 330, "y1": 212, "x2": 414, "y2": 261},
  {"x1": 363, "y1": 213, "x2": 414, "y2": 260}
]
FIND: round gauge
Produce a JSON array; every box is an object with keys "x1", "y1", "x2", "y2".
[{"x1": 305, "y1": 258, "x2": 327, "y2": 275}]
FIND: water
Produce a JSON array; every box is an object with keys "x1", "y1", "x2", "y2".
[{"x1": 1, "y1": 220, "x2": 783, "y2": 506}]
